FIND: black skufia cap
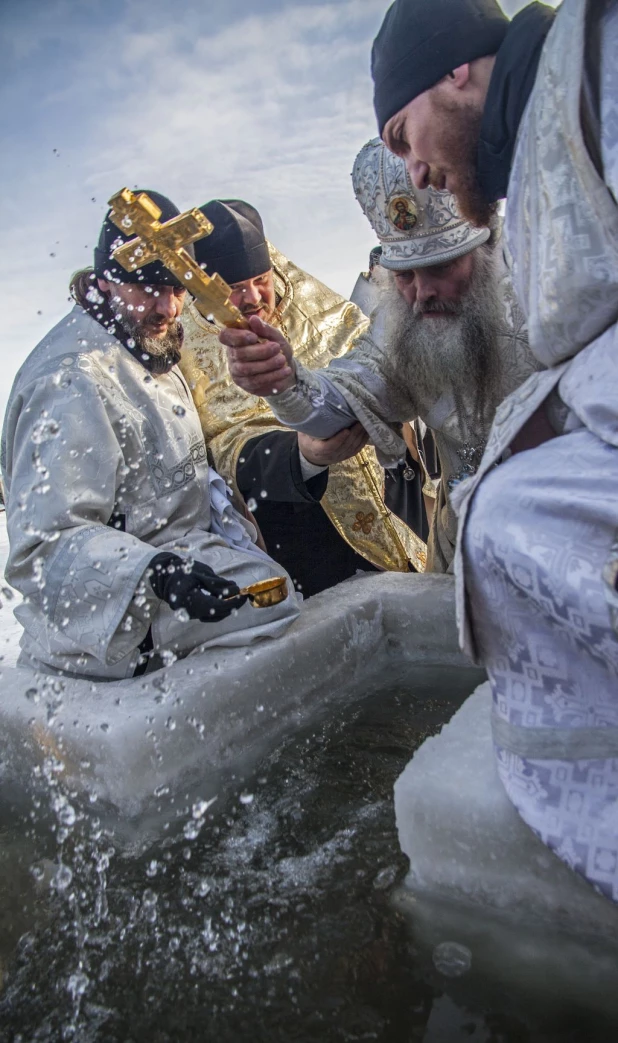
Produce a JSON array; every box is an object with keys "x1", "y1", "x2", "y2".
[
  {"x1": 372, "y1": 0, "x2": 509, "y2": 135},
  {"x1": 93, "y1": 189, "x2": 192, "y2": 288},
  {"x1": 194, "y1": 200, "x2": 271, "y2": 285}
]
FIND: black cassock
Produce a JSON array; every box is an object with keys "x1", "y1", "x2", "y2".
[{"x1": 237, "y1": 429, "x2": 438, "y2": 598}]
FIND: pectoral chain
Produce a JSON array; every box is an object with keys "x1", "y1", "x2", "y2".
[{"x1": 447, "y1": 441, "x2": 487, "y2": 490}]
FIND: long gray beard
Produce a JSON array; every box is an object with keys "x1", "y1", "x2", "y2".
[
  {"x1": 378, "y1": 248, "x2": 505, "y2": 442},
  {"x1": 118, "y1": 313, "x2": 183, "y2": 359}
]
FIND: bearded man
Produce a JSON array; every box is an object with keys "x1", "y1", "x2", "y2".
[
  {"x1": 350, "y1": 245, "x2": 439, "y2": 557},
  {"x1": 371, "y1": 0, "x2": 618, "y2": 900},
  {"x1": 222, "y1": 141, "x2": 536, "y2": 572},
  {"x1": 178, "y1": 198, "x2": 427, "y2": 598},
  {"x1": 1, "y1": 191, "x2": 299, "y2": 681}
]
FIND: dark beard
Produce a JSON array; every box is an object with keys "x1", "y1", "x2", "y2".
[
  {"x1": 429, "y1": 98, "x2": 497, "y2": 229},
  {"x1": 378, "y1": 248, "x2": 505, "y2": 443},
  {"x1": 73, "y1": 271, "x2": 184, "y2": 375},
  {"x1": 447, "y1": 174, "x2": 498, "y2": 231},
  {"x1": 118, "y1": 313, "x2": 184, "y2": 360}
]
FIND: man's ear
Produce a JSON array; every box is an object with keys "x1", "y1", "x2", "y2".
[{"x1": 448, "y1": 63, "x2": 471, "y2": 90}]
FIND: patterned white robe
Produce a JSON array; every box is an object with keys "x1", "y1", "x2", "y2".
[
  {"x1": 454, "y1": 0, "x2": 618, "y2": 900},
  {"x1": 1, "y1": 308, "x2": 299, "y2": 680}
]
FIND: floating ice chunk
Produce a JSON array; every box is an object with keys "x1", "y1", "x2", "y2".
[
  {"x1": 394, "y1": 683, "x2": 618, "y2": 1016},
  {"x1": 395, "y1": 683, "x2": 618, "y2": 934},
  {"x1": 0, "y1": 555, "x2": 477, "y2": 852}
]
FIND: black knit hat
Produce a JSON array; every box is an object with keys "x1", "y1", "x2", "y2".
[
  {"x1": 93, "y1": 190, "x2": 191, "y2": 288},
  {"x1": 372, "y1": 0, "x2": 510, "y2": 135},
  {"x1": 194, "y1": 200, "x2": 271, "y2": 285}
]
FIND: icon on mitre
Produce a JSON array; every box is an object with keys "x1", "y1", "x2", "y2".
[{"x1": 388, "y1": 196, "x2": 418, "y2": 232}]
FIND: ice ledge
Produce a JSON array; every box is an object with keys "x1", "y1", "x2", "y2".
[
  {"x1": 395, "y1": 682, "x2": 618, "y2": 940},
  {"x1": 0, "y1": 572, "x2": 479, "y2": 849}
]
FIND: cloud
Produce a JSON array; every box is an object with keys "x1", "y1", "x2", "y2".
[
  {"x1": 0, "y1": 0, "x2": 561, "y2": 419},
  {"x1": 0, "y1": 0, "x2": 386, "y2": 418}
]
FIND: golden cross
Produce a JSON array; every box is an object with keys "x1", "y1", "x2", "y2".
[{"x1": 107, "y1": 188, "x2": 247, "y2": 329}]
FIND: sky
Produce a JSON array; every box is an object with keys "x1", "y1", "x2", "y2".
[{"x1": 1, "y1": 0, "x2": 548, "y2": 422}]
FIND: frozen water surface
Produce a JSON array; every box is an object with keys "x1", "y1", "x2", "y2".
[
  {"x1": 1, "y1": 670, "x2": 617, "y2": 1041},
  {"x1": 1, "y1": 510, "x2": 617, "y2": 1039}
]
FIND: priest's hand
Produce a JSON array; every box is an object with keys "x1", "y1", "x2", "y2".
[
  {"x1": 148, "y1": 553, "x2": 247, "y2": 622},
  {"x1": 220, "y1": 315, "x2": 296, "y2": 397},
  {"x1": 298, "y1": 424, "x2": 368, "y2": 467}
]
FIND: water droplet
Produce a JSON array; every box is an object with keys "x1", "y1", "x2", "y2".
[
  {"x1": 432, "y1": 941, "x2": 472, "y2": 978},
  {"x1": 192, "y1": 796, "x2": 216, "y2": 819},
  {"x1": 239, "y1": 792, "x2": 254, "y2": 805},
  {"x1": 183, "y1": 820, "x2": 201, "y2": 840},
  {"x1": 260, "y1": 489, "x2": 268, "y2": 499},
  {"x1": 121, "y1": 216, "x2": 133, "y2": 228},
  {"x1": 58, "y1": 804, "x2": 76, "y2": 827},
  {"x1": 146, "y1": 859, "x2": 159, "y2": 878},
  {"x1": 246, "y1": 497, "x2": 257, "y2": 512},
  {"x1": 373, "y1": 865, "x2": 398, "y2": 891},
  {"x1": 53, "y1": 864, "x2": 73, "y2": 891},
  {"x1": 172, "y1": 404, "x2": 186, "y2": 417},
  {"x1": 31, "y1": 417, "x2": 61, "y2": 444},
  {"x1": 67, "y1": 970, "x2": 89, "y2": 1001},
  {"x1": 100, "y1": 722, "x2": 110, "y2": 733}
]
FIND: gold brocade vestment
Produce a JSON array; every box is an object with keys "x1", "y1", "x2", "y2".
[{"x1": 179, "y1": 244, "x2": 427, "y2": 573}]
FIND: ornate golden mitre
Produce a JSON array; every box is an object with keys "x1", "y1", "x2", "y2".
[{"x1": 179, "y1": 243, "x2": 427, "y2": 573}]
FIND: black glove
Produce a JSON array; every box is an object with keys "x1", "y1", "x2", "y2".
[{"x1": 148, "y1": 553, "x2": 247, "y2": 623}]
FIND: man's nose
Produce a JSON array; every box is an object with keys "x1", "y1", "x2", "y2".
[
  {"x1": 154, "y1": 287, "x2": 177, "y2": 320},
  {"x1": 407, "y1": 158, "x2": 430, "y2": 191},
  {"x1": 243, "y1": 282, "x2": 261, "y2": 306},
  {"x1": 415, "y1": 273, "x2": 438, "y2": 304}
]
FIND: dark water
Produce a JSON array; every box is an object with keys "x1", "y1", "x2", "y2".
[{"x1": 1, "y1": 666, "x2": 617, "y2": 1043}]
